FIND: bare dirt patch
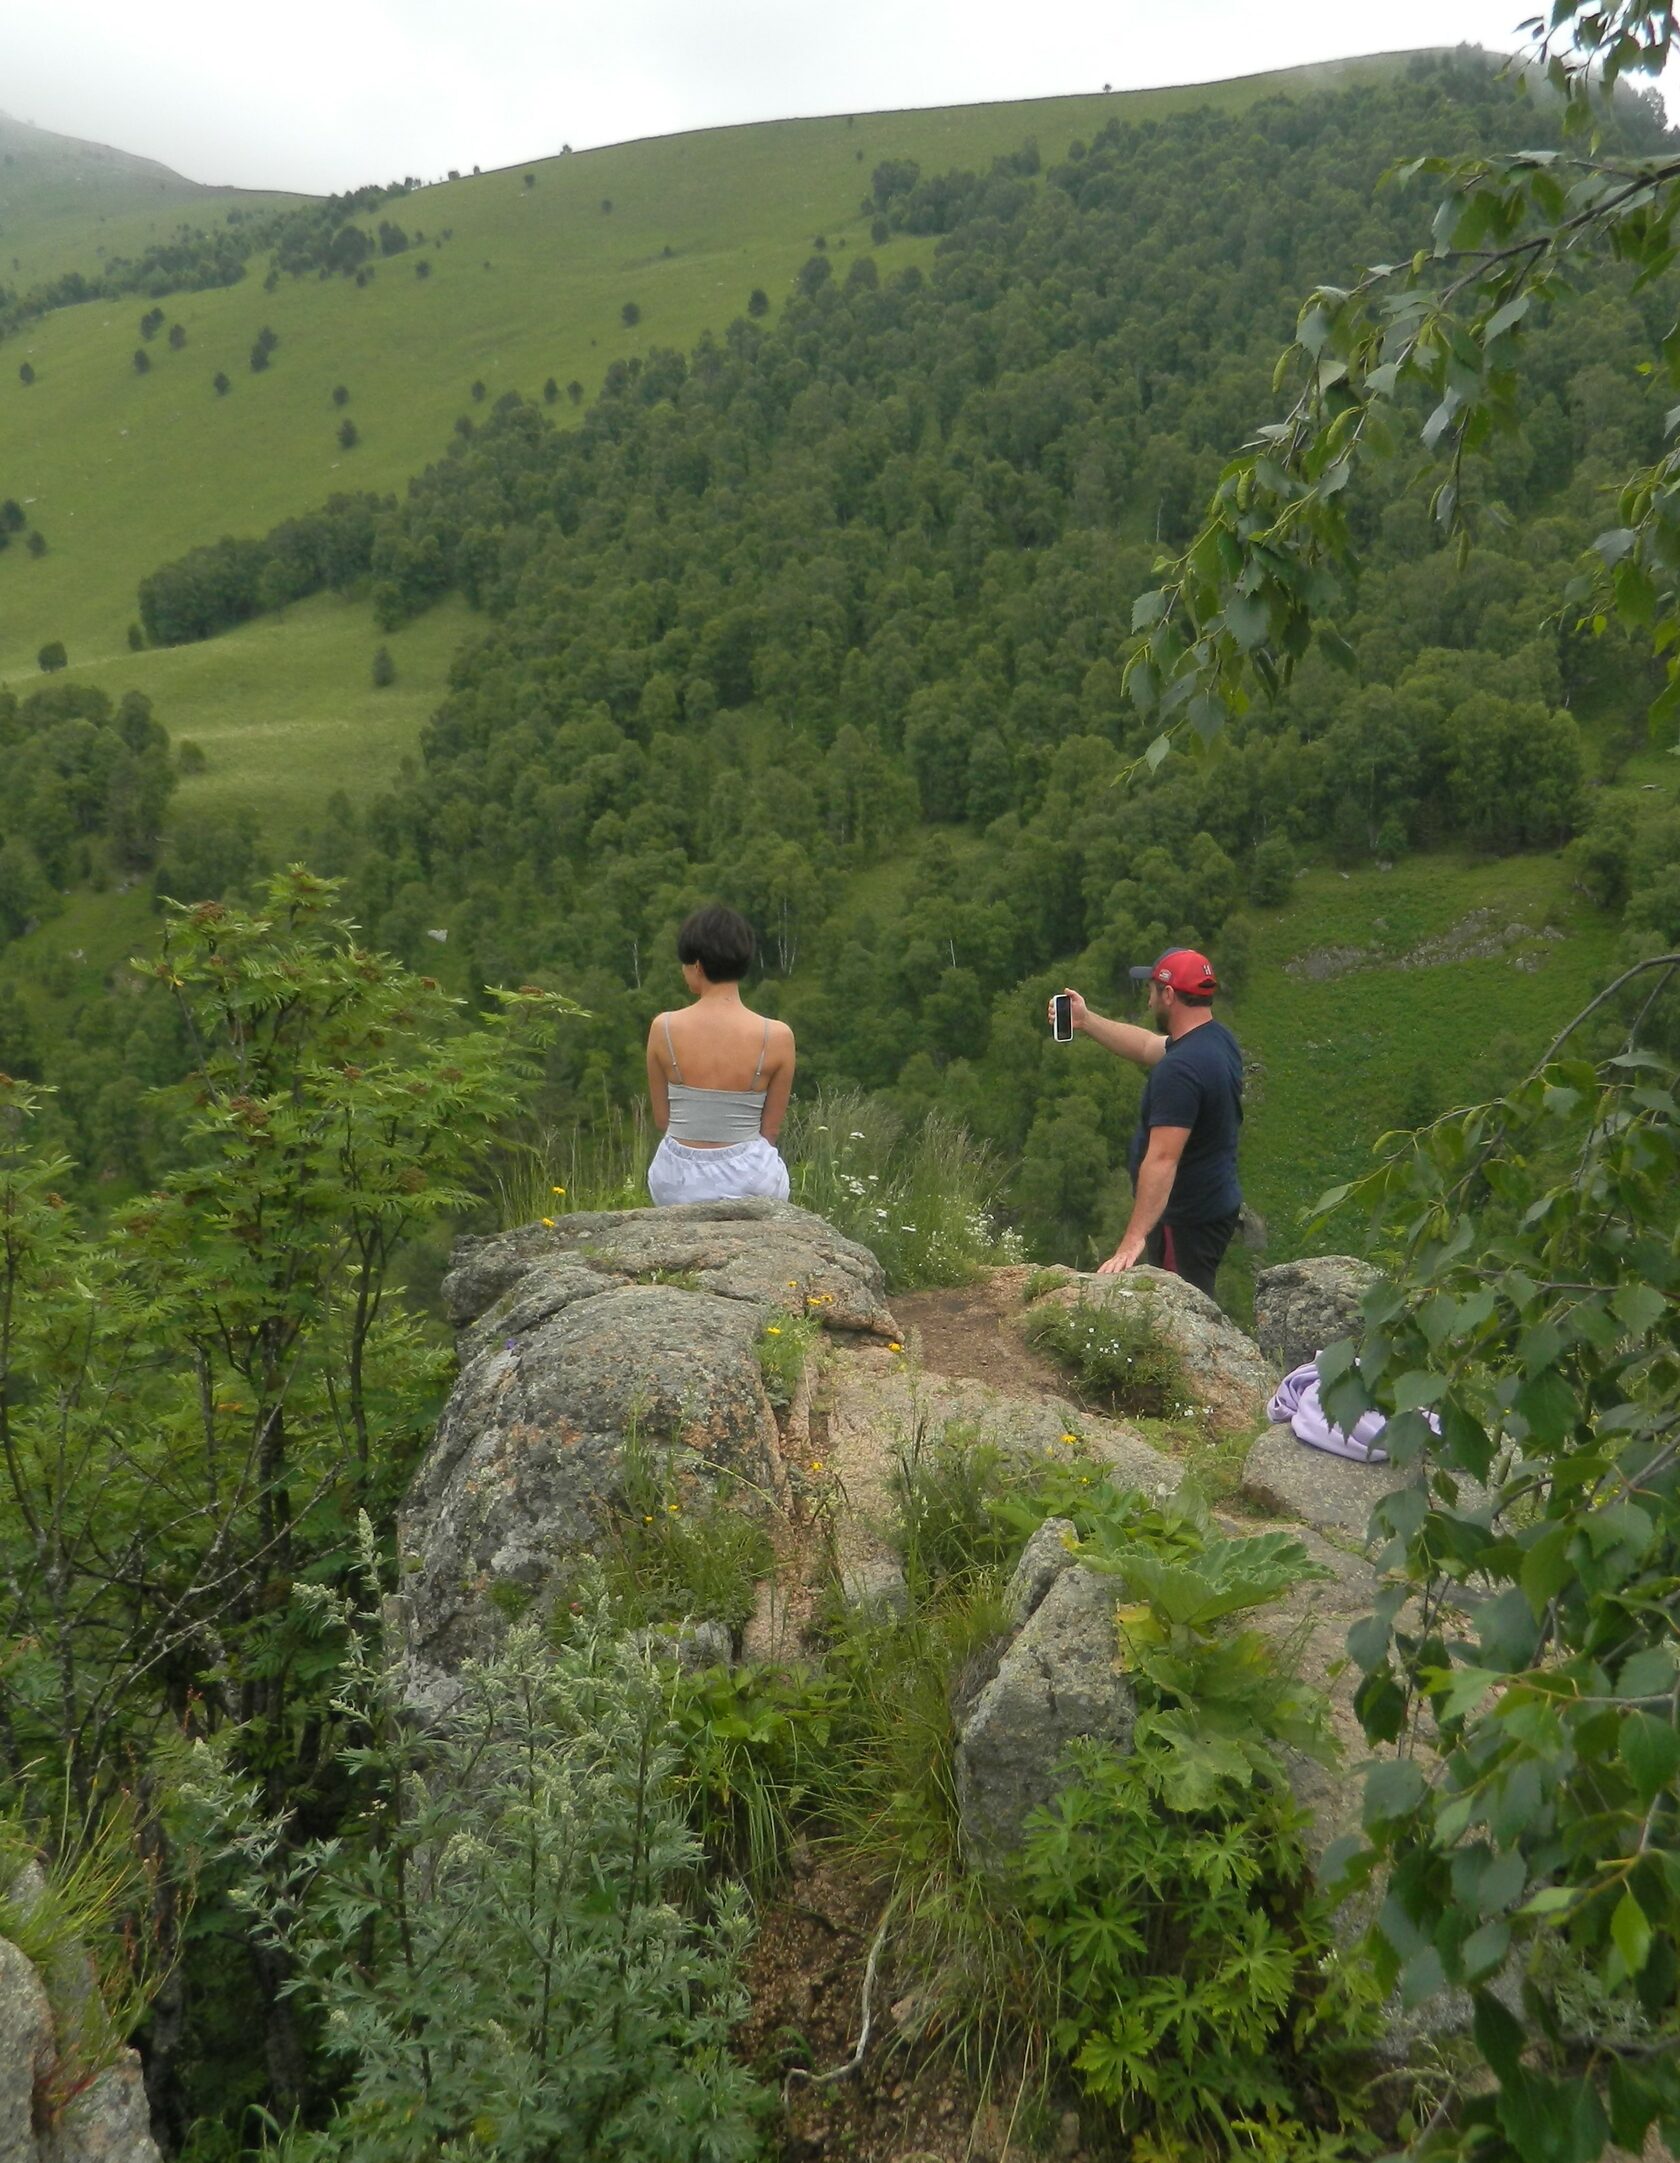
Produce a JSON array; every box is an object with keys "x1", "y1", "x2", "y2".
[
  {"x1": 739, "y1": 1855, "x2": 1064, "y2": 2162},
  {"x1": 891, "y1": 1268, "x2": 1073, "y2": 1406}
]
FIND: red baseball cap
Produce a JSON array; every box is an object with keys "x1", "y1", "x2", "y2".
[{"x1": 1129, "y1": 949, "x2": 1219, "y2": 995}]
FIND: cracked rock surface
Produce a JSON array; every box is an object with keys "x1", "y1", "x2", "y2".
[
  {"x1": 398, "y1": 1202, "x2": 895, "y2": 1703},
  {"x1": 952, "y1": 1564, "x2": 1135, "y2": 1864}
]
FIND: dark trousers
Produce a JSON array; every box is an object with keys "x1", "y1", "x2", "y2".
[{"x1": 1145, "y1": 1210, "x2": 1239, "y2": 1303}]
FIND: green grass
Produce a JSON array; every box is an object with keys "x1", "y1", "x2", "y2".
[
  {"x1": 1, "y1": 589, "x2": 471, "y2": 844},
  {"x1": 1230, "y1": 850, "x2": 1624, "y2": 1257}
]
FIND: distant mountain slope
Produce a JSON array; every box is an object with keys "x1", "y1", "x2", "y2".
[
  {"x1": 0, "y1": 49, "x2": 1455, "y2": 685},
  {"x1": 0, "y1": 110, "x2": 299, "y2": 291}
]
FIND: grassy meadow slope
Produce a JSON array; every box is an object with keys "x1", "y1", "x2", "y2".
[
  {"x1": 0, "y1": 111, "x2": 297, "y2": 293},
  {"x1": 2, "y1": 54, "x2": 1424, "y2": 689}
]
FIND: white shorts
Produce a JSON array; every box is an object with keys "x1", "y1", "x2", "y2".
[{"x1": 647, "y1": 1133, "x2": 790, "y2": 1207}]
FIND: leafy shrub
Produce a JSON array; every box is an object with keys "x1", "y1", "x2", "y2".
[
  {"x1": 1016, "y1": 1505, "x2": 1375, "y2": 2151},
  {"x1": 220, "y1": 1593, "x2": 770, "y2": 2163},
  {"x1": 1314, "y1": 1017, "x2": 1680, "y2": 2156},
  {"x1": 1026, "y1": 1289, "x2": 1191, "y2": 1417},
  {"x1": 669, "y1": 1661, "x2": 849, "y2": 1883}
]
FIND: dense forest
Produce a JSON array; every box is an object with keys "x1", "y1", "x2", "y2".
[{"x1": 33, "y1": 49, "x2": 1675, "y2": 1261}]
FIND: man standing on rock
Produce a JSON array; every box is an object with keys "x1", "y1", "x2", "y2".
[{"x1": 1051, "y1": 949, "x2": 1243, "y2": 1301}]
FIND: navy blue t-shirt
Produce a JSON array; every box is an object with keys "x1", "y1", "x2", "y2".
[{"x1": 1127, "y1": 1018, "x2": 1244, "y2": 1225}]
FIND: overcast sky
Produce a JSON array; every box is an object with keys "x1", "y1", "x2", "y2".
[{"x1": 0, "y1": 0, "x2": 1654, "y2": 195}]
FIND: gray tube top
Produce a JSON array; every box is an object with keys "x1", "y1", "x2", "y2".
[{"x1": 661, "y1": 1013, "x2": 770, "y2": 1145}]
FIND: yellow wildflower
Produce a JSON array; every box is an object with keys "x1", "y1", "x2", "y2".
[
  {"x1": 888, "y1": 1340, "x2": 903, "y2": 1353},
  {"x1": 642, "y1": 1514, "x2": 654, "y2": 1525},
  {"x1": 1060, "y1": 1432, "x2": 1078, "y2": 1447},
  {"x1": 551, "y1": 1185, "x2": 566, "y2": 1196},
  {"x1": 541, "y1": 1217, "x2": 556, "y2": 1228},
  {"x1": 766, "y1": 1325, "x2": 782, "y2": 1336},
  {"x1": 666, "y1": 1503, "x2": 680, "y2": 1515},
  {"x1": 808, "y1": 1459, "x2": 825, "y2": 1474}
]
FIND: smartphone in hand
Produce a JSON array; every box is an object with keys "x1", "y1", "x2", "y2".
[{"x1": 1051, "y1": 992, "x2": 1073, "y2": 1042}]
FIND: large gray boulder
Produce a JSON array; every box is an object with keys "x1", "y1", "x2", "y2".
[
  {"x1": 399, "y1": 1202, "x2": 897, "y2": 1698},
  {"x1": 0, "y1": 1933, "x2": 54, "y2": 2162},
  {"x1": 953, "y1": 1563, "x2": 1134, "y2": 1864},
  {"x1": 1242, "y1": 1427, "x2": 1397, "y2": 1541},
  {"x1": 1253, "y1": 1256, "x2": 1381, "y2": 1375},
  {"x1": 1019, "y1": 1268, "x2": 1272, "y2": 1434},
  {"x1": 0, "y1": 1861, "x2": 162, "y2": 2163}
]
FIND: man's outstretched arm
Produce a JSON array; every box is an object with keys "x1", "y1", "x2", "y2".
[
  {"x1": 1099, "y1": 1124, "x2": 1189, "y2": 1273},
  {"x1": 1052, "y1": 988, "x2": 1167, "y2": 1069}
]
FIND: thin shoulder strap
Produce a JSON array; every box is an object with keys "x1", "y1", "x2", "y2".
[
  {"x1": 661, "y1": 1013, "x2": 683, "y2": 1083},
  {"x1": 752, "y1": 1015, "x2": 770, "y2": 1085}
]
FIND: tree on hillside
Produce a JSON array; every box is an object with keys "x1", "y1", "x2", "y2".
[
  {"x1": 543, "y1": 376, "x2": 559, "y2": 403},
  {"x1": 132, "y1": 347, "x2": 151, "y2": 374},
  {"x1": 747, "y1": 287, "x2": 769, "y2": 318},
  {"x1": 139, "y1": 306, "x2": 164, "y2": 340},
  {"x1": 332, "y1": 383, "x2": 349, "y2": 406},
  {"x1": 566, "y1": 378, "x2": 583, "y2": 405},
  {"x1": 18, "y1": 361, "x2": 34, "y2": 385},
  {"x1": 621, "y1": 300, "x2": 641, "y2": 326},
  {"x1": 37, "y1": 641, "x2": 66, "y2": 673},
  {"x1": 0, "y1": 499, "x2": 23, "y2": 531},
  {"x1": 213, "y1": 370, "x2": 230, "y2": 395},
  {"x1": 338, "y1": 417, "x2": 359, "y2": 449},
  {"x1": 24, "y1": 530, "x2": 45, "y2": 558},
  {"x1": 371, "y1": 644, "x2": 395, "y2": 687},
  {"x1": 168, "y1": 322, "x2": 186, "y2": 349},
  {"x1": 470, "y1": 378, "x2": 486, "y2": 402},
  {"x1": 414, "y1": 257, "x2": 432, "y2": 279}
]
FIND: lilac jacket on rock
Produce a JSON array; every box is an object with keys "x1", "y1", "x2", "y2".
[{"x1": 1266, "y1": 1360, "x2": 1391, "y2": 1464}]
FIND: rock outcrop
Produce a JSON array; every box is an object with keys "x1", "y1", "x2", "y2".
[
  {"x1": 398, "y1": 1201, "x2": 897, "y2": 1700},
  {"x1": 1252, "y1": 1255, "x2": 1381, "y2": 1373},
  {"x1": 953, "y1": 1550, "x2": 1135, "y2": 1865},
  {"x1": 0, "y1": 1862, "x2": 163, "y2": 2163}
]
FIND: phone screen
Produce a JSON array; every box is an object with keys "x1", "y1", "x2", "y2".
[{"x1": 1052, "y1": 993, "x2": 1073, "y2": 1042}]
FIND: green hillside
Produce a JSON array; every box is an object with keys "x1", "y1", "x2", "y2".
[
  {"x1": 3, "y1": 55, "x2": 1426, "y2": 692},
  {"x1": 0, "y1": 110, "x2": 297, "y2": 293}
]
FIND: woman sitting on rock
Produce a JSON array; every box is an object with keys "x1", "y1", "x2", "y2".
[{"x1": 645, "y1": 904, "x2": 795, "y2": 1206}]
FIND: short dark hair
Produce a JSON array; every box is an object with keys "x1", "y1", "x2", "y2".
[{"x1": 677, "y1": 903, "x2": 754, "y2": 982}]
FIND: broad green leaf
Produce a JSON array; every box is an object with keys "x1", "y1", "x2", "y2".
[
  {"x1": 1619, "y1": 1711, "x2": 1680, "y2": 1805},
  {"x1": 1612, "y1": 1281, "x2": 1666, "y2": 1337},
  {"x1": 1611, "y1": 1889, "x2": 1652, "y2": 1974},
  {"x1": 1364, "y1": 1755, "x2": 1428, "y2": 1828}
]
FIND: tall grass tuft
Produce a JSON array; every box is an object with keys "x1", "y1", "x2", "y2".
[
  {"x1": 783, "y1": 1085, "x2": 1021, "y2": 1290},
  {"x1": 488, "y1": 1103, "x2": 651, "y2": 1228}
]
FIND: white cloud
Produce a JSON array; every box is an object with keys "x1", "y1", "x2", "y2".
[{"x1": 0, "y1": 0, "x2": 1659, "y2": 194}]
